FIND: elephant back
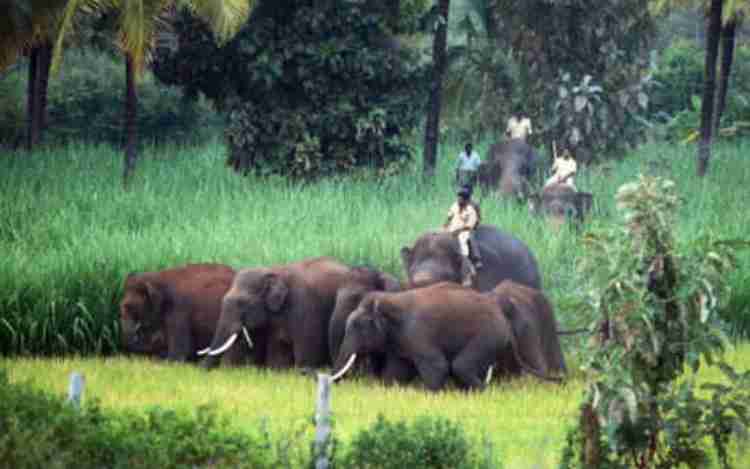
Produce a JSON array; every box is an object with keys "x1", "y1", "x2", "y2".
[{"x1": 471, "y1": 225, "x2": 542, "y2": 292}]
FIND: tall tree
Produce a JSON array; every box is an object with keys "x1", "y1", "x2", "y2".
[
  {"x1": 54, "y1": 0, "x2": 253, "y2": 187},
  {"x1": 423, "y1": 0, "x2": 450, "y2": 181},
  {"x1": 697, "y1": 0, "x2": 723, "y2": 177},
  {"x1": 713, "y1": 14, "x2": 737, "y2": 134},
  {"x1": 0, "y1": 1, "x2": 65, "y2": 151}
]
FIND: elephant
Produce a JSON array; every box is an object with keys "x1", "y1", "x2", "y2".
[
  {"x1": 119, "y1": 263, "x2": 254, "y2": 364},
  {"x1": 199, "y1": 257, "x2": 367, "y2": 370},
  {"x1": 401, "y1": 224, "x2": 542, "y2": 292},
  {"x1": 486, "y1": 281, "x2": 567, "y2": 380},
  {"x1": 331, "y1": 282, "x2": 558, "y2": 391},
  {"x1": 528, "y1": 182, "x2": 593, "y2": 228},
  {"x1": 478, "y1": 138, "x2": 541, "y2": 199},
  {"x1": 327, "y1": 266, "x2": 402, "y2": 377}
]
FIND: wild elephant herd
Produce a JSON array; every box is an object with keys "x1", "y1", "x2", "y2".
[{"x1": 120, "y1": 225, "x2": 569, "y2": 392}]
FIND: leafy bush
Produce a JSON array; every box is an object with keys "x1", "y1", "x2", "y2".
[
  {"x1": 0, "y1": 370, "x2": 298, "y2": 469},
  {"x1": 153, "y1": 1, "x2": 428, "y2": 180},
  {"x1": 0, "y1": 50, "x2": 222, "y2": 148},
  {"x1": 560, "y1": 176, "x2": 750, "y2": 468},
  {"x1": 340, "y1": 415, "x2": 498, "y2": 469}
]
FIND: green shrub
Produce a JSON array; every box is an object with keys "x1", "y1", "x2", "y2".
[
  {"x1": 0, "y1": 369, "x2": 292, "y2": 469},
  {"x1": 339, "y1": 415, "x2": 498, "y2": 469}
]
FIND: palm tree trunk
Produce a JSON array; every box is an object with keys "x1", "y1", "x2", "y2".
[
  {"x1": 422, "y1": 0, "x2": 450, "y2": 181},
  {"x1": 712, "y1": 17, "x2": 736, "y2": 136},
  {"x1": 697, "y1": 0, "x2": 723, "y2": 178},
  {"x1": 26, "y1": 46, "x2": 40, "y2": 152},
  {"x1": 38, "y1": 41, "x2": 53, "y2": 140},
  {"x1": 123, "y1": 52, "x2": 139, "y2": 188}
]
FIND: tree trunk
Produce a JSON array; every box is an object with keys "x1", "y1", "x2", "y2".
[
  {"x1": 696, "y1": 0, "x2": 723, "y2": 178},
  {"x1": 712, "y1": 17, "x2": 736, "y2": 136},
  {"x1": 26, "y1": 46, "x2": 40, "y2": 152},
  {"x1": 123, "y1": 53, "x2": 139, "y2": 188},
  {"x1": 38, "y1": 41, "x2": 53, "y2": 138},
  {"x1": 422, "y1": 0, "x2": 450, "y2": 181}
]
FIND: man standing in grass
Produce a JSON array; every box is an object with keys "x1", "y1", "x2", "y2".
[
  {"x1": 444, "y1": 185, "x2": 482, "y2": 286},
  {"x1": 455, "y1": 142, "x2": 481, "y2": 190}
]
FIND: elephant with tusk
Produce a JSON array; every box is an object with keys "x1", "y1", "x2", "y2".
[
  {"x1": 332, "y1": 282, "x2": 562, "y2": 391},
  {"x1": 200, "y1": 257, "x2": 386, "y2": 371}
]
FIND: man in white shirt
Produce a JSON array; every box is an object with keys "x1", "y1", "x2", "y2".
[
  {"x1": 455, "y1": 142, "x2": 481, "y2": 189},
  {"x1": 506, "y1": 115, "x2": 533, "y2": 141}
]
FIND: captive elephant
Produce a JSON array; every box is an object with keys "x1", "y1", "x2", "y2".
[
  {"x1": 328, "y1": 266, "x2": 402, "y2": 377},
  {"x1": 200, "y1": 257, "x2": 368, "y2": 370},
  {"x1": 486, "y1": 281, "x2": 566, "y2": 380},
  {"x1": 478, "y1": 138, "x2": 541, "y2": 199},
  {"x1": 528, "y1": 182, "x2": 593, "y2": 228},
  {"x1": 331, "y1": 282, "x2": 558, "y2": 391},
  {"x1": 401, "y1": 224, "x2": 542, "y2": 292},
  {"x1": 119, "y1": 263, "x2": 254, "y2": 364}
]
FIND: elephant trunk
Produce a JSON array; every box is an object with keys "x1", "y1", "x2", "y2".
[
  {"x1": 120, "y1": 318, "x2": 140, "y2": 348},
  {"x1": 332, "y1": 334, "x2": 360, "y2": 382}
]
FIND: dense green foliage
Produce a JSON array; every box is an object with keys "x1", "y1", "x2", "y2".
[
  {"x1": 1, "y1": 139, "x2": 749, "y2": 356},
  {"x1": 560, "y1": 176, "x2": 750, "y2": 468},
  {"x1": 153, "y1": 1, "x2": 429, "y2": 179},
  {"x1": 0, "y1": 50, "x2": 222, "y2": 148},
  {"x1": 651, "y1": 40, "x2": 750, "y2": 141}
]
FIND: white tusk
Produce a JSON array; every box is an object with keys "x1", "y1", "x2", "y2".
[
  {"x1": 208, "y1": 333, "x2": 238, "y2": 356},
  {"x1": 485, "y1": 365, "x2": 494, "y2": 385},
  {"x1": 196, "y1": 347, "x2": 211, "y2": 356},
  {"x1": 242, "y1": 327, "x2": 254, "y2": 348},
  {"x1": 331, "y1": 353, "x2": 357, "y2": 382}
]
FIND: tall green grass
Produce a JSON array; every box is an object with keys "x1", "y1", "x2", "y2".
[{"x1": 1, "y1": 139, "x2": 749, "y2": 355}]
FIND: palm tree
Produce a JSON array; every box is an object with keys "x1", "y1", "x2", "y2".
[
  {"x1": 423, "y1": 0, "x2": 451, "y2": 181},
  {"x1": 53, "y1": 0, "x2": 254, "y2": 187},
  {"x1": 0, "y1": 1, "x2": 67, "y2": 150}
]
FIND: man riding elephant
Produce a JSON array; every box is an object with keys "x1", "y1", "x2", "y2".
[{"x1": 443, "y1": 185, "x2": 483, "y2": 286}]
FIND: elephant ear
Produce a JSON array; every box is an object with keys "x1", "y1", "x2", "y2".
[
  {"x1": 143, "y1": 281, "x2": 169, "y2": 319},
  {"x1": 497, "y1": 295, "x2": 518, "y2": 322},
  {"x1": 373, "y1": 297, "x2": 401, "y2": 324},
  {"x1": 264, "y1": 274, "x2": 289, "y2": 312}
]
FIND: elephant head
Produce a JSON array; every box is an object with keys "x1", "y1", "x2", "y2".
[
  {"x1": 199, "y1": 268, "x2": 286, "y2": 367},
  {"x1": 529, "y1": 183, "x2": 593, "y2": 228},
  {"x1": 332, "y1": 293, "x2": 392, "y2": 381},
  {"x1": 119, "y1": 273, "x2": 170, "y2": 356},
  {"x1": 401, "y1": 232, "x2": 472, "y2": 288},
  {"x1": 479, "y1": 139, "x2": 539, "y2": 199}
]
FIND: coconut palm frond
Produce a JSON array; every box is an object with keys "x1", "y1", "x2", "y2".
[
  {"x1": 184, "y1": 0, "x2": 253, "y2": 42},
  {"x1": 117, "y1": 0, "x2": 167, "y2": 76},
  {"x1": 51, "y1": 0, "x2": 109, "y2": 74}
]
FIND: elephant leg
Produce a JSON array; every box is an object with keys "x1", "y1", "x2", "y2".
[
  {"x1": 451, "y1": 336, "x2": 497, "y2": 391},
  {"x1": 413, "y1": 353, "x2": 450, "y2": 391},
  {"x1": 165, "y1": 317, "x2": 192, "y2": 362},
  {"x1": 380, "y1": 355, "x2": 416, "y2": 385}
]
